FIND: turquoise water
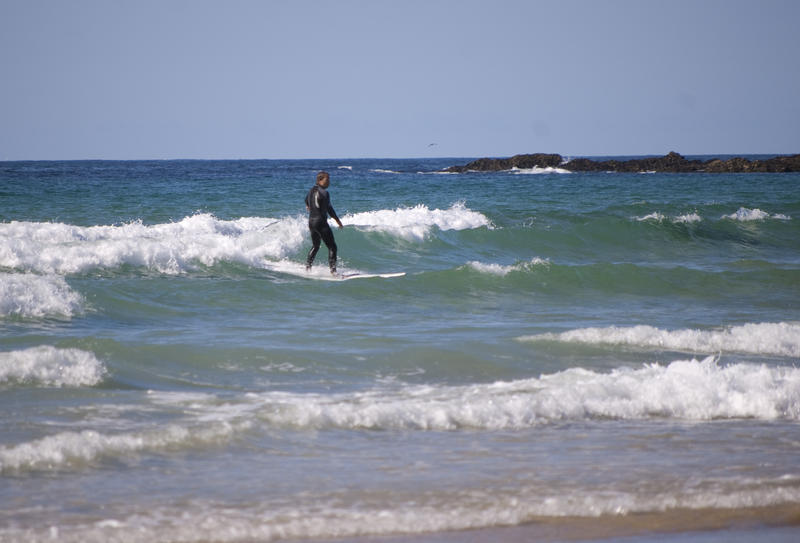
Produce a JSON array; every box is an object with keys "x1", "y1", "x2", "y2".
[{"x1": 1, "y1": 158, "x2": 799, "y2": 541}]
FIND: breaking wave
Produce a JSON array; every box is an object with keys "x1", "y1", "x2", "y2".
[
  {"x1": 346, "y1": 202, "x2": 492, "y2": 241},
  {"x1": 0, "y1": 203, "x2": 490, "y2": 274},
  {"x1": 510, "y1": 166, "x2": 571, "y2": 175},
  {"x1": 6, "y1": 481, "x2": 800, "y2": 543},
  {"x1": 244, "y1": 357, "x2": 800, "y2": 429},
  {"x1": 7, "y1": 356, "x2": 797, "y2": 474},
  {"x1": 518, "y1": 322, "x2": 800, "y2": 358},
  {"x1": 0, "y1": 273, "x2": 83, "y2": 318},
  {"x1": 721, "y1": 207, "x2": 791, "y2": 221},
  {"x1": 0, "y1": 346, "x2": 106, "y2": 388},
  {"x1": 0, "y1": 421, "x2": 248, "y2": 474},
  {"x1": 635, "y1": 212, "x2": 703, "y2": 223},
  {"x1": 465, "y1": 257, "x2": 550, "y2": 276}
]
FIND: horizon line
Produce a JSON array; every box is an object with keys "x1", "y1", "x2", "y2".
[{"x1": 2, "y1": 151, "x2": 797, "y2": 163}]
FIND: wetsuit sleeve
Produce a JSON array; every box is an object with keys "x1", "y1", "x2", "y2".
[{"x1": 327, "y1": 201, "x2": 340, "y2": 224}]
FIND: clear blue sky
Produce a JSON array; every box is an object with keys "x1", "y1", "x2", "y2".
[{"x1": 1, "y1": 0, "x2": 798, "y2": 160}]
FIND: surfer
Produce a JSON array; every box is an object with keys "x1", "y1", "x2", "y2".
[{"x1": 305, "y1": 171, "x2": 343, "y2": 274}]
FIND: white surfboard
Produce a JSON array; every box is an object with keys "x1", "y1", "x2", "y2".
[
  {"x1": 263, "y1": 260, "x2": 405, "y2": 281},
  {"x1": 339, "y1": 272, "x2": 406, "y2": 281}
]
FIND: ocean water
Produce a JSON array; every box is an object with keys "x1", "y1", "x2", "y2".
[{"x1": 1, "y1": 158, "x2": 799, "y2": 542}]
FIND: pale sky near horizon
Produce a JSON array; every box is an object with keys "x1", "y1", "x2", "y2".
[{"x1": 1, "y1": 0, "x2": 798, "y2": 160}]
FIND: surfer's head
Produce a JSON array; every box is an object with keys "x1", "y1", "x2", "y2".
[{"x1": 316, "y1": 171, "x2": 330, "y2": 188}]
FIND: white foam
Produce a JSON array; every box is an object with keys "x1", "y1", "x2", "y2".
[
  {"x1": 636, "y1": 212, "x2": 667, "y2": 222},
  {"x1": 722, "y1": 207, "x2": 791, "y2": 221},
  {"x1": 369, "y1": 168, "x2": 400, "y2": 174},
  {"x1": 0, "y1": 214, "x2": 307, "y2": 275},
  {"x1": 6, "y1": 478, "x2": 800, "y2": 543},
  {"x1": 225, "y1": 357, "x2": 800, "y2": 431},
  {"x1": 260, "y1": 362, "x2": 306, "y2": 373},
  {"x1": 0, "y1": 273, "x2": 83, "y2": 318},
  {"x1": 0, "y1": 420, "x2": 247, "y2": 473},
  {"x1": 466, "y1": 257, "x2": 550, "y2": 276},
  {"x1": 0, "y1": 346, "x2": 106, "y2": 387},
  {"x1": 337, "y1": 165, "x2": 353, "y2": 170},
  {"x1": 1, "y1": 205, "x2": 490, "y2": 274},
  {"x1": 675, "y1": 212, "x2": 702, "y2": 223},
  {"x1": 510, "y1": 166, "x2": 571, "y2": 175},
  {"x1": 347, "y1": 202, "x2": 492, "y2": 241},
  {"x1": 519, "y1": 322, "x2": 800, "y2": 358},
  {"x1": 635, "y1": 212, "x2": 702, "y2": 224}
]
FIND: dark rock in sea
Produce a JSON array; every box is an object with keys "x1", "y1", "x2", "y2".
[
  {"x1": 445, "y1": 153, "x2": 563, "y2": 173},
  {"x1": 703, "y1": 154, "x2": 800, "y2": 173},
  {"x1": 446, "y1": 152, "x2": 800, "y2": 173},
  {"x1": 563, "y1": 151, "x2": 704, "y2": 173}
]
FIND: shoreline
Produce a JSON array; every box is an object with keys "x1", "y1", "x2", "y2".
[
  {"x1": 314, "y1": 525, "x2": 800, "y2": 543},
  {"x1": 446, "y1": 151, "x2": 800, "y2": 173},
  {"x1": 303, "y1": 505, "x2": 800, "y2": 543}
]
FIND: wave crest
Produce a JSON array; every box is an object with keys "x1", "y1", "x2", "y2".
[
  {"x1": 0, "y1": 421, "x2": 246, "y2": 474},
  {"x1": 346, "y1": 202, "x2": 492, "y2": 241},
  {"x1": 0, "y1": 273, "x2": 83, "y2": 318},
  {"x1": 722, "y1": 207, "x2": 791, "y2": 221},
  {"x1": 466, "y1": 258, "x2": 550, "y2": 276},
  {"x1": 0, "y1": 214, "x2": 300, "y2": 275},
  {"x1": 0, "y1": 346, "x2": 106, "y2": 388},
  {"x1": 1, "y1": 204, "x2": 490, "y2": 274},
  {"x1": 233, "y1": 357, "x2": 800, "y2": 430},
  {"x1": 510, "y1": 166, "x2": 571, "y2": 175},
  {"x1": 519, "y1": 322, "x2": 800, "y2": 358}
]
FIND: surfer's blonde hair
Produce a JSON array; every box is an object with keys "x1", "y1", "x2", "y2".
[{"x1": 316, "y1": 171, "x2": 330, "y2": 184}]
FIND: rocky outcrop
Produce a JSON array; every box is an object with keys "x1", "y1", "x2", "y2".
[
  {"x1": 703, "y1": 154, "x2": 800, "y2": 173},
  {"x1": 562, "y1": 152, "x2": 704, "y2": 173},
  {"x1": 446, "y1": 152, "x2": 800, "y2": 173},
  {"x1": 445, "y1": 153, "x2": 563, "y2": 173}
]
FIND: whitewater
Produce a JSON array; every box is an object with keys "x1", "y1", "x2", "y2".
[{"x1": 1, "y1": 157, "x2": 799, "y2": 543}]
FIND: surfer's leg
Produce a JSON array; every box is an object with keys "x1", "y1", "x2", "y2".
[
  {"x1": 306, "y1": 229, "x2": 321, "y2": 270},
  {"x1": 320, "y1": 225, "x2": 337, "y2": 274}
]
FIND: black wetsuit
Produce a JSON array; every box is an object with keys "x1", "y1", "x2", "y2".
[{"x1": 305, "y1": 184, "x2": 341, "y2": 272}]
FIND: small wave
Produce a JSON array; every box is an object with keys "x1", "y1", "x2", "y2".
[
  {"x1": 347, "y1": 202, "x2": 492, "y2": 241},
  {"x1": 215, "y1": 357, "x2": 800, "y2": 431},
  {"x1": 675, "y1": 212, "x2": 702, "y2": 223},
  {"x1": 518, "y1": 322, "x2": 800, "y2": 358},
  {"x1": 510, "y1": 166, "x2": 571, "y2": 175},
  {"x1": 0, "y1": 273, "x2": 83, "y2": 318},
  {"x1": 369, "y1": 168, "x2": 400, "y2": 174},
  {"x1": 337, "y1": 165, "x2": 353, "y2": 170},
  {"x1": 722, "y1": 207, "x2": 791, "y2": 221},
  {"x1": 0, "y1": 346, "x2": 106, "y2": 388},
  {"x1": 466, "y1": 258, "x2": 550, "y2": 276},
  {"x1": 260, "y1": 362, "x2": 306, "y2": 373},
  {"x1": 5, "y1": 481, "x2": 799, "y2": 542},
  {"x1": 0, "y1": 420, "x2": 247, "y2": 474},
  {"x1": 635, "y1": 212, "x2": 702, "y2": 224},
  {"x1": 636, "y1": 212, "x2": 667, "y2": 222}
]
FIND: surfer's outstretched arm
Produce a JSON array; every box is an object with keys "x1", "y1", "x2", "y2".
[{"x1": 330, "y1": 208, "x2": 343, "y2": 229}]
